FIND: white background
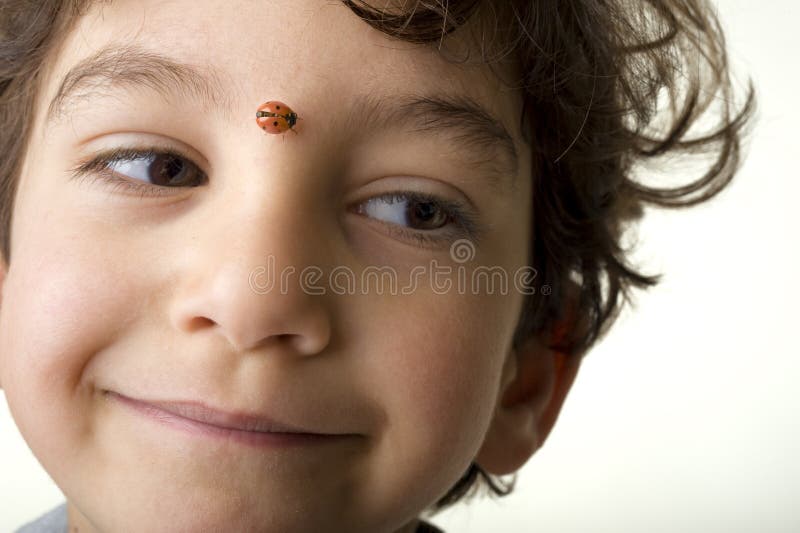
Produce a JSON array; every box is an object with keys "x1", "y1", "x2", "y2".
[{"x1": 2, "y1": 1, "x2": 798, "y2": 531}]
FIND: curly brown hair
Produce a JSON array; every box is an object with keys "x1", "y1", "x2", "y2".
[{"x1": 0, "y1": 0, "x2": 754, "y2": 516}]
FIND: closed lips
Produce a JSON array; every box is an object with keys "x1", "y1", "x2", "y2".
[{"x1": 105, "y1": 391, "x2": 329, "y2": 434}]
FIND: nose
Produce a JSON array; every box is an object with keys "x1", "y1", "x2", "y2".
[{"x1": 168, "y1": 187, "x2": 333, "y2": 356}]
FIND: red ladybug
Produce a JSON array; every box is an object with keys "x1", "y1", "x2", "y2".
[{"x1": 256, "y1": 101, "x2": 299, "y2": 134}]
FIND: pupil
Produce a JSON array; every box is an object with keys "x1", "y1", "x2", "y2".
[
  {"x1": 409, "y1": 201, "x2": 445, "y2": 228},
  {"x1": 152, "y1": 154, "x2": 186, "y2": 186}
]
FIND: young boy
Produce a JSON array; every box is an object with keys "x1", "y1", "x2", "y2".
[{"x1": 0, "y1": 0, "x2": 752, "y2": 531}]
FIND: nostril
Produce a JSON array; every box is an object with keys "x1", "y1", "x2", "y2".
[{"x1": 186, "y1": 316, "x2": 216, "y2": 332}]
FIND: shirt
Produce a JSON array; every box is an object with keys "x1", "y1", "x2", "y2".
[
  {"x1": 14, "y1": 503, "x2": 67, "y2": 533},
  {"x1": 15, "y1": 503, "x2": 445, "y2": 532}
]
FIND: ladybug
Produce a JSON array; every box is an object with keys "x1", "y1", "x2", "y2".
[{"x1": 256, "y1": 101, "x2": 299, "y2": 135}]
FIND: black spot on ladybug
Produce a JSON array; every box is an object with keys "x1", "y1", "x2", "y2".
[
  {"x1": 276, "y1": 105, "x2": 281, "y2": 109},
  {"x1": 273, "y1": 121, "x2": 278, "y2": 126}
]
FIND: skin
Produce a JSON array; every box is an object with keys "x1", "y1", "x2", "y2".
[{"x1": 0, "y1": 1, "x2": 581, "y2": 532}]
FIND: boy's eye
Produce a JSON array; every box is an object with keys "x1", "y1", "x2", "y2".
[
  {"x1": 106, "y1": 150, "x2": 201, "y2": 187},
  {"x1": 69, "y1": 146, "x2": 208, "y2": 194},
  {"x1": 348, "y1": 190, "x2": 486, "y2": 248},
  {"x1": 69, "y1": 147, "x2": 485, "y2": 248},
  {"x1": 350, "y1": 192, "x2": 472, "y2": 240}
]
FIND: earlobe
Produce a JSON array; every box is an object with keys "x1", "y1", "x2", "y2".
[{"x1": 474, "y1": 333, "x2": 582, "y2": 476}]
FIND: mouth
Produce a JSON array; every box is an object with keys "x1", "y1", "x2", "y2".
[{"x1": 104, "y1": 391, "x2": 354, "y2": 447}]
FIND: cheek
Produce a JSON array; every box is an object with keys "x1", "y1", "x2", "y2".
[
  {"x1": 0, "y1": 183, "x2": 138, "y2": 460},
  {"x1": 356, "y1": 289, "x2": 514, "y2": 502},
  {"x1": 389, "y1": 302, "x2": 499, "y2": 428}
]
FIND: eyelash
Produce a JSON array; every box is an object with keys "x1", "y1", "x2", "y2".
[
  {"x1": 68, "y1": 146, "x2": 485, "y2": 248},
  {"x1": 69, "y1": 146, "x2": 207, "y2": 199}
]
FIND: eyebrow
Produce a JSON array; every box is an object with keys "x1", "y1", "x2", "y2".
[
  {"x1": 46, "y1": 43, "x2": 520, "y2": 191},
  {"x1": 46, "y1": 43, "x2": 234, "y2": 125},
  {"x1": 347, "y1": 93, "x2": 520, "y2": 191}
]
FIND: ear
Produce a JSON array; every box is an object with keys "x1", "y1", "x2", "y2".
[{"x1": 474, "y1": 326, "x2": 582, "y2": 476}]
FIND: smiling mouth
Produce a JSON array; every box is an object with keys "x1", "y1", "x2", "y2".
[{"x1": 104, "y1": 390, "x2": 357, "y2": 447}]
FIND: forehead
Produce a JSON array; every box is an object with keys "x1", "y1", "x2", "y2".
[{"x1": 41, "y1": 0, "x2": 522, "y2": 122}]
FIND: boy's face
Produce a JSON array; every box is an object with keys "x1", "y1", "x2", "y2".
[{"x1": 0, "y1": 1, "x2": 536, "y2": 531}]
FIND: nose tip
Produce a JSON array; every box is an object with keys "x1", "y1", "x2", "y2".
[{"x1": 170, "y1": 258, "x2": 332, "y2": 356}]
